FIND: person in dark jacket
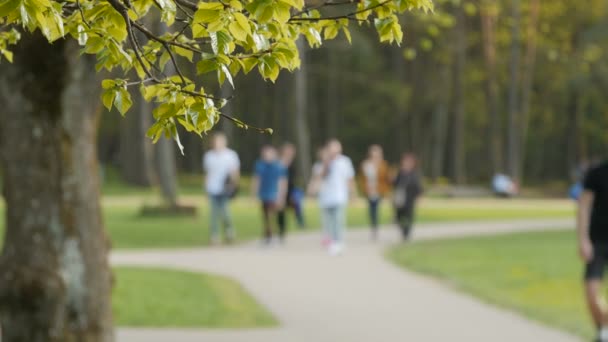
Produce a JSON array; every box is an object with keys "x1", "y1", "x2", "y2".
[
  {"x1": 277, "y1": 143, "x2": 305, "y2": 241},
  {"x1": 393, "y1": 153, "x2": 423, "y2": 240}
]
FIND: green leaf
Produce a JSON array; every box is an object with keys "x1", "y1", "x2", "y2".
[
  {"x1": 1, "y1": 49, "x2": 13, "y2": 62},
  {"x1": 324, "y1": 24, "x2": 339, "y2": 40},
  {"x1": 233, "y1": 12, "x2": 251, "y2": 35},
  {"x1": 0, "y1": 0, "x2": 20, "y2": 18},
  {"x1": 193, "y1": 8, "x2": 221, "y2": 24},
  {"x1": 257, "y1": 4, "x2": 274, "y2": 23},
  {"x1": 220, "y1": 63, "x2": 234, "y2": 88},
  {"x1": 173, "y1": 46, "x2": 193, "y2": 62},
  {"x1": 229, "y1": 21, "x2": 247, "y2": 41},
  {"x1": 102, "y1": 89, "x2": 115, "y2": 111},
  {"x1": 239, "y1": 57, "x2": 257, "y2": 74},
  {"x1": 102, "y1": 79, "x2": 116, "y2": 89},
  {"x1": 196, "y1": 59, "x2": 218, "y2": 74},
  {"x1": 274, "y1": 2, "x2": 290, "y2": 23},
  {"x1": 84, "y1": 36, "x2": 105, "y2": 54},
  {"x1": 114, "y1": 88, "x2": 132, "y2": 115},
  {"x1": 342, "y1": 27, "x2": 352, "y2": 44}
]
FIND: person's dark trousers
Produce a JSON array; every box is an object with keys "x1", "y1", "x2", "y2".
[
  {"x1": 277, "y1": 200, "x2": 306, "y2": 239},
  {"x1": 262, "y1": 202, "x2": 276, "y2": 242},
  {"x1": 277, "y1": 208, "x2": 287, "y2": 239},
  {"x1": 396, "y1": 203, "x2": 415, "y2": 240},
  {"x1": 368, "y1": 197, "x2": 381, "y2": 238}
]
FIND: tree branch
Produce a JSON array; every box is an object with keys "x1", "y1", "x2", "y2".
[{"x1": 289, "y1": 0, "x2": 391, "y2": 22}]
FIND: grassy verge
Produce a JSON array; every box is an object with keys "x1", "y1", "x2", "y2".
[
  {"x1": 387, "y1": 230, "x2": 591, "y2": 339},
  {"x1": 0, "y1": 197, "x2": 574, "y2": 249},
  {"x1": 113, "y1": 266, "x2": 277, "y2": 328}
]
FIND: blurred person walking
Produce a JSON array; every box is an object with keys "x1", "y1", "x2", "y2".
[
  {"x1": 252, "y1": 145, "x2": 288, "y2": 245},
  {"x1": 203, "y1": 132, "x2": 240, "y2": 244},
  {"x1": 360, "y1": 144, "x2": 391, "y2": 240},
  {"x1": 393, "y1": 153, "x2": 423, "y2": 241},
  {"x1": 315, "y1": 139, "x2": 356, "y2": 255},
  {"x1": 577, "y1": 159, "x2": 608, "y2": 342},
  {"x1": 277, "y1": 143, "x2": 306, "y2": 241}
]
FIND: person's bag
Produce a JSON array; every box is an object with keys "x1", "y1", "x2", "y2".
[
  {"x1": 393, "y1": 189, "x2": 407, "y2": 208},
  {"x1": 393, "y1": 174, "x2": 407, "y2": 208},
  {"x1": 223, "y1": 175, "x2": 239, "y2": 199}
]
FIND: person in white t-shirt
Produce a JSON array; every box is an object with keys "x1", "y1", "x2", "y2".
[
  {"x1": 315, "y1": 139, "x2": 356, "y2": 255},
  {"x1": 203, "y1": 133, "x2": 240, "y2": 244}
]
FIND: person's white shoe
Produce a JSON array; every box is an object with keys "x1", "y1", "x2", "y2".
[
  {"x1": 328, "y1": 242, "x2": 344, "y2": 256},
  {"x1": 599, "y1": 327, "x2": 608, "y2": 342}
]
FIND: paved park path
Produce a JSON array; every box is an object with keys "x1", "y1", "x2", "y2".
[{"x1": 113, "y1": 218, "x2": 581, "y2": 342}]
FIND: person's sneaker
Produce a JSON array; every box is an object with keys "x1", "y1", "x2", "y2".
[
  {"x1": 321, "y1": 236, "x2": 332, "y2": 247},
  {"x1": 598, "y1": 327, "x2": 608, "y2": 342},
  {"x1": 210, "y1": 236, "x2": 221, "y2": 246}
]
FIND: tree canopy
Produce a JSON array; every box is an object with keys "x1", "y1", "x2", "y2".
[{"x1": 0, "y1": 0, "x2": 432, "y2": 148}]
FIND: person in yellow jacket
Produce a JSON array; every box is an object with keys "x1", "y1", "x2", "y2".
[{"x1": 360, "y1": 145, "x2": 391, "y2": 240}]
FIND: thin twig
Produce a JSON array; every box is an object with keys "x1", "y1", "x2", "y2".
[
  {"x1": 131, "y1": 20, "x2": 205, "y2": 54},
  {"x1": 174, "y1": 0, "x2": 197, "y2": 11},
  {"x1": 220, "y1": 113, "x2": 271, "y2": 134}
]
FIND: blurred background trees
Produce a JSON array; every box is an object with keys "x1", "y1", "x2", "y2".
[{"x1": 100, "y1": 0, "x2": 608, "y2": 188}]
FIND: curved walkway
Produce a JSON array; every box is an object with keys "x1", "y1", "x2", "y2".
[{"x1": 113, "y1": 218, "x2": 580, "y2": 342}]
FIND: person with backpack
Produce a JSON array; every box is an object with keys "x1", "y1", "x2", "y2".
[
  {"x1": 203, "y1": 132, "x2": 240, "y2": 244},
  {"x1": 393, "y1": 153, "x2": 423, "y2": 241}
]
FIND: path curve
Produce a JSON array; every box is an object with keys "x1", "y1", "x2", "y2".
[{"x1": 114, "y1": 218, "x2": 580, "y2": 342}]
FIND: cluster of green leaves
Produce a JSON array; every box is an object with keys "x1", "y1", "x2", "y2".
[
  {"x1": 0, "y1": 28, "x2": 19, "y2": 61},
  {"x1": 0, "y1": 0, "x2": 432, "y2": 145}
]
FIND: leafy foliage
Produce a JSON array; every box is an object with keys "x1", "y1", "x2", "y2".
[{"x1": 0, "y1": 0, "x2": 433, "y2": 143}]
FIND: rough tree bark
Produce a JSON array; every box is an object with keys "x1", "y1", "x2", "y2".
[
  {"x1": 480, "y1": 0, "x2": 502, "y2": 175},
  {"x1": 119, "y1": 91, "x2": 156, "y2": 186},
  {"x1": 294, "y1": 38, "x2": 312, "y2": 182},
  {"x1": 451, "y1": 5, "x2": 467, "y2": 184},
  {"x1": 0, "y1": 34, "x2": 113, "y2": 341},
  {"x1": 507, "y1": 0, "x2": 522, "y2": 181}
]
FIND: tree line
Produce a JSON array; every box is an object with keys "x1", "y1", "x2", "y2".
[{"x1": 105, "y1": 0, "x2": 608, "y2": 188}]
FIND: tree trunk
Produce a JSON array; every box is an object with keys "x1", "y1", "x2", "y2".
[
  {"x1": 0, "y1": 35, "x2": 113, "y2": 341},
  {"x1": 519, "y1": 0, "x2": 540, "y2": 182},
  {"x1": 119, "y1": 90, "x2": 156, "y2": 186},
  {"x1": 155, "y1": 138, "x2": 178, "y2": 208},
  {"x1": 220, "y1": 82, "x2": 235, "y2": 141},
  {"x1": 294, "y1": 38, "x2": 312, "y2": 182},
  {"x1": 451, "y1": 6, "x2": 467, "y2": 184},
  {"x1": 326, "y1": 48, "x2": 339, "y2": 138},
  {"x1": 507, "y1": 0, "x2": 522, "y2": 181},
  {"x1": 431, "y1": 62, "x2": 451, "y2": 181},
  {"x1": 480, "y1": 0, "x2": 502, "y2": 175}
]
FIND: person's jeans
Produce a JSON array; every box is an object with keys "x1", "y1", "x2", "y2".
[
  {"x1": 368, "y1": 197, "x2": 381, "y2": 230},
  {"x1": 209, "y1": 194, "x2": 234, "y2": 242},
  {"x1": 322, "y1": 205, "x2": 346, "y2": 243}
]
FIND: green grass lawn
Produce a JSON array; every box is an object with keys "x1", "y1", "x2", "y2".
[
  {"x1": 0, "y1": 196, "x2": 574, "y2": 249},
  {"x1": 387, "y1": 230, "x2": 592, "y2": 339},
  {"x1": 113, "y1": 266, "x2": 277, "y2": 327}
]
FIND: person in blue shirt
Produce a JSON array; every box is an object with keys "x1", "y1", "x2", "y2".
[{"x1": 252, "y1": 145, "x2": 288, "y2": 245}]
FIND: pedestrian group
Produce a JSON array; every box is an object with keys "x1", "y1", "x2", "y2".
[{"x1": 203, "y1": 132, "x2": 423, "y2": 255}]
